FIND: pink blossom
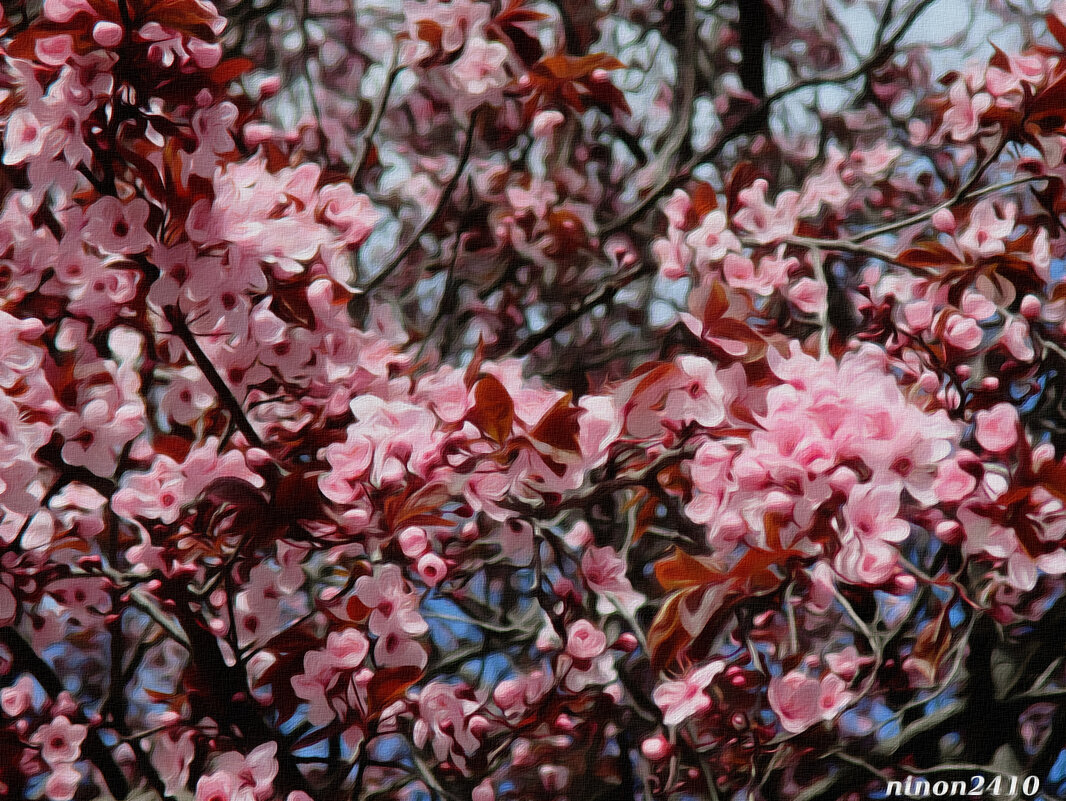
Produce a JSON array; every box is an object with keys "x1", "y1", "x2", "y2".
[
  {"x1": 213, "y1": 742, "x2": 278, "y2": 801},
  {"x1": 412, "y1": 681, "x2": 485, "y2": 775},
  {"x1": 582, "y1": 546, "x2": 644, "y2": 615},
  {"x1": 933, "y1": 458, "x2": 978, "y2": 502},
  {"x1": 472, "y1": 779, "x2": 495, "y2": 801},
  {"x1": 354, "y1": 564, "x2": 429, "y2": 639},
  {"x1": 92, "y1": 21, "x2": 124, "y2": 47},
  {"x1": 83, "y1": 197, "x2": 153, "y2": 255},
  {"x1": 652, "y1": 661, "x2": 725, "y2": 726},
  {"x1": 768, "y1": 671, "x2": 852, "y2": 733},
  {"x1": 565, "y1": 619, "x2": 607, "y2": 660},
  {"x1": 46, "y1": 764, "x2": 82, "y2": 801},
  {"x1": 685, "y1": 209, "x2": 740, "y2": 267},
  {"x1": 32, "y1": 716, "x2": 86, "y2": 765},
  {"x1": 942, "y1": 80, "x2": 992, "y2": 141},
  {"x1": 196, "y1": 771, "x2": 237, "y2": 801},
  {"x1": 148, "y1": 731, "x2": 196, "y2": 799},
  {"x1": 449, "y1": 36, "x2": 510, "y2": 96},
  {"x1": 789, "y1": 277, "x2": 827, "y2": 314},
  {"x1": 416, "y1": 552, "x2": 448, "y2": 586},
  {"x1": 943, "y1": 314, "x2": 983, "y2": 351},
  {"x1": 957, "y1": 200, "x2": 1016, "y2": 259},
  {"x1": 318, "y1": 184, "x2": 379, "y2": 246},
  {"x1": 974, "y1": 403, "x2": 1019, "y2": 453},
  {"x1": 733, "y1": 179, "x2": 800, "y2": 243},
  {"x1": 3, "y1": 108, "x2": 47, "y2": 166},
  {"x1": 662, "y1": 354, "x2": 727, "y2": 429}
]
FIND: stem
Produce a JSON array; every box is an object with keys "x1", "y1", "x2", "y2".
[
  {"x1": 364, "y1": 110, "x2": 479, "y2": 292},
  {"x1": 0, "y1": 627, "x2": 130, "y2": 799},
  {"x1": 163, "y1": 305, "x2": 265, "y2": 451}
]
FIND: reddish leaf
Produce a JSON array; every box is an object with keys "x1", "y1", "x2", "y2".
[
  {"x1": 529, "y1": 393, "x2": 582, "y2": 453},
  {"x1": 210, "y1": 58, "x2": 255, "y2": 86},
  {"x1": 909, "y1": 603, "x2": 953, "y2": 684},
  {"x1": 367, "y1": 666, "x2": 423, "y2": 715},
  {"x1": 468, "y1": 375, "x2": 514, "y2": 443},
  {"x1": 898, "y1": 243, "x2": 956, "y2": 273},
  {"x1": 689, "y1": 181, "x2": 719, "y2": 219},
  {"x1": 1049, "y1": 13, "x2": 1066, "y2": 50},
  {"x1": 654, "y1": 548, "x2": 723, "y2": 591},
  {"x1": 648, "y1": 590, "x2": 692, "y2": 672}
]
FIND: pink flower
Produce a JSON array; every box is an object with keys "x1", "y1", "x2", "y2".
[
  {"x1": 957, "y1": 200, "x2": 1015, "y2": 259},
  {"x1": 416, "y1": 552, "x2": 448, "y2": 587},
  {"x1": 43, "y1": 0, "x2": 96, "y2": 23},
  {"x1": 789, "y1": 277, "x2": 827, "y2": 314},
  {"x1": 3, "y1": 108, "x2": 47, "y2": 166},
  {"x1": 825, "y1": 646, "x2": 872, "y2": 681},
  {"x1": 472, "y1": 779, "x2": 495, "y2": 801},
  {"x1": 450, "y1": 36, "x2": 510, "y2": 96},
  {"x1": 318, "y1": 184, "x2": 379, "y2": 246},
  {"x1": 196, "y1": 771, "x2": 237, "y2": 801},
  {"x1": 933, "y1": 458, "x2": 978, "y2": 502},
  {"x1": 662, "y1": 355, "x2": 727, "y2": 429},
  {"x1": 413, "y1": 681, "x2": 485, "y2": 775},
  {"x1": 0, "y1": 676, "x2": 35, "y2": 717},
  {"x1": 566, "y1": 619, "x2": 607, "y2": 660},
  {"x1": 652, "y1": 661, "x2": 725, "y2": 726},
  {"x1": 843, "y1": 483, "x2": 909, "y2": 545},
  {"x1": 213, "y1": 742, "x2": 278, "y2": 801},
  {"x1": 45, "y1": 764, "x2": 82, "y2": 801},
  {"x1": 974, "y1": 403, "x2": 1019, "y2": 453},
  {"x1": 942, "y1": 80, "x2": 992, "y2": 141},
  {"x1": 148, "y1": 731, "x2": 196, "y2": 799},
  {"x1": 768, "y1": 671, "x2": 852, "y2": 733},
  {"x1": 733, "y1": 179, "x2": 800, "y2": 243},
  {"x1": 31, "y1": 716, "x2": 87, "y2": 765},
  {"x1": 354, "y1": 564, "x2": 428, "y2": 639},
  {"x1": 83, "y1": 197, "x2": 153, "y2": 255},
  {"x1": 685, "y1": 209, "x2": 740, "y2": 267},
  {"x1": 582, "y1": 546, "x2": 644, "y2": 615},
  {"x1": 943, "y1": 314, "x2": 983, "y2": 351}
]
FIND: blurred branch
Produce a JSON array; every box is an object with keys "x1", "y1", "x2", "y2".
[
  {"x1": 0, "y1": 627, "x2": 130, "y2": 799},
  {"x1": 363, "y1": 110, "x2": 479, "y2": 292},
  {"x1": 351, "y1": 46, "x2": 403, "y2": 186},
  {"x1": 163, "y1": 305, "x2": 265, "y2": 451},
  {"x1": 601, "y1": 0, "x2": 938, "y2": 239}
]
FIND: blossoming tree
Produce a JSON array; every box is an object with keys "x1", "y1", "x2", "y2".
[{"x1": 2, "y1": 0, "x2": 1066, "y2": 799}]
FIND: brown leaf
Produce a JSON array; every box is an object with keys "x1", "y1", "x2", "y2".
[
  {"x1": 654, "y1": 548, "x2": 723, "y2": 591},
  {"x1": 367, "y1": 666, "x2": 423, "y2": 715},
  {"x1": 468, "y1": 375, "x2": 514, "y2": 443},
  {"x1": 529, "y1": 393, "x2": 582, "y2": 453},
  {"x1": 648, "y1": 590, "x2": 692, "y2": 672}
]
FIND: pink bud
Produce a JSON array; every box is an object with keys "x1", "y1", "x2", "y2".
[
  {"x1": 1021, "y1": 294, "x2": 1042, "y2": 318},
  {"x1": 554, "y1": 713, "x2": 576, "y2": 732},
  {"x1": 891, "y1": 574, "x2": 916, "y2": 594},
  {"x1": 398, "y1": 526, "x2": 429, "y2": 558},
  {"x1": 532, "y1": 109, "x2": 565, "y2": 138},
  {"x1": 613, "y1": 632, "x2": 638, "y2": 652},
  {"x1": 974, "y1": 402, "x2": 1019, "y2": 453},
  {"x1": 472, "y1": 780, "x2": 494, "y2": 801},
  {"x1": 416, "y1": 552, "x2": 447, "y2": 587},
  {"x1": 260, "y1": 76, "x2": 282, "y2": 97},
  {"x1": 92, "y1": 21, "x2": 123, "y2": 47},
  {"x1": 935, "y1": 520, "x2": 963, "y2": 545},
  {"x1": 931, "y1": 207, "x2": 956, "y2": 233},
  {"x1": 641, "y1": 734, "x2": 671, "y2": 760},
  {"x1": 980, "y1": 376, "x2": 999, "y2": 390}
]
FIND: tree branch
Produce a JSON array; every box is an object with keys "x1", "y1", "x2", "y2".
[{"x1": 0, "y1": 627, "x2": 130, "y2": 799}]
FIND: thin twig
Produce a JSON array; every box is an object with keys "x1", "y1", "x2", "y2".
[
  {"x1": 363, "y1": 111, "x2": 479, "y2": 292},
  {"x1": 350, "y1": 46, "x2": 402, "y2": 185}
]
